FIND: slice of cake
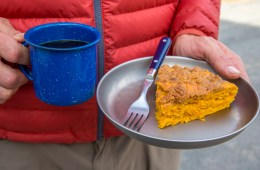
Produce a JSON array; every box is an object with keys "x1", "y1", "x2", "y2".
[{"x1": 155, "y1": 65, "x2": 238, "y2": 128}]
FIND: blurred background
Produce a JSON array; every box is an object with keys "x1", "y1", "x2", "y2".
[{"x1": 180, "y1": 0, "x2": 260, "y2": 169}]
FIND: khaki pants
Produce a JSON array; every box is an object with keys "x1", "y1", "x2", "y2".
[{"x1": 0, "y1": 136, "x2": 181, "y2": 170}]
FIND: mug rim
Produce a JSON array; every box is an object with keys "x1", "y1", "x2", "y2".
[{"x1": 24, "y1": 22, "x2": 101, "y2": 51}]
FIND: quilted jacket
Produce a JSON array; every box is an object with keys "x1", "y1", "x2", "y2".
[{"x1": 0, "y1": 0, "x2": 220, "y2": 143}]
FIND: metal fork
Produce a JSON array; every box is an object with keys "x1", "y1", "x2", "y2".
[{"x1": 122, "y1": 37, "x2": 172, "y2": 131}]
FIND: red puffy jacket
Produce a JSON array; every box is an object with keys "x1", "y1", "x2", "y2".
[{"x1": 0, "y1": 0, "x2": 220, "y2": 143}]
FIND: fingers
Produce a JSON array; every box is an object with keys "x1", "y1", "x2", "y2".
[
  {"x1": 0, "y1": 32, "x2": 29, "y2": 65},
  {"x1": 203, "y1": 38, "x2": 249, "y2": 81},
  {"x1": 0, "y1": 86, "x2": 19, "y2": 104},
  {"x1": 0, "y1": 60, "x2": 28, "y2": 104},
  {"x1": 173, "y1": 34, "x2": 249, "y2": 81},
  {"x1": 0, "y1": 18, "x2": 29, "y2": 104},
  {"x1": 0, "y1": 60, "x2": 28, "y2": 88}
]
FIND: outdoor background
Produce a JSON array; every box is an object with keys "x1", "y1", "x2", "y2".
[{"x1": 179, "y1": 0, "x2": 260, "y2": 169}]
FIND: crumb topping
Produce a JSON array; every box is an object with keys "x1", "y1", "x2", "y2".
[{"x1": 156, "y1": 65, "x2": 225, "y2": 103}]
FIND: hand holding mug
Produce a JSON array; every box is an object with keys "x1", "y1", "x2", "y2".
[{"x1": 0, "y1": 18, "x2": 29, "y2": 104}]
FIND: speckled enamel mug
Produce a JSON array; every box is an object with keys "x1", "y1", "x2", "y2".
[{"x1": 20, "y1": 22, "x2": 100, "y2": 106}]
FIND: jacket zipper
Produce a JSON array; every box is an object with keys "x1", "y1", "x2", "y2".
[{"x1": 93, "y1": 0, "x2": 105, "y2": 141}]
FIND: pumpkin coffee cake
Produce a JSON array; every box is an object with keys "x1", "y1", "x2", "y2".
[{"x1": 155, "y1": 65, "x2": 238, "y2": 128}]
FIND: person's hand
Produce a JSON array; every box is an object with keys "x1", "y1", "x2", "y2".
[
  {"x1": 173, "y1": 34, "x2": 249, "y2": 81},
  {"x1": 0, "y1": 18, "x2": 29, "y2": 104}
]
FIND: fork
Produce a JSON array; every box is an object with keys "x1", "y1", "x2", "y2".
[{"x1": 122, "y1": 37, "x2": 172, "y2": 131}]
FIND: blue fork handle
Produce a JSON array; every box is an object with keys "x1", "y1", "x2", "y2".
[{"x1": 147, "y1": 37, "x2": 172, "y2": 79}]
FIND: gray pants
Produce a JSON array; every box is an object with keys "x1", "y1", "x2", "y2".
[{"x1": 0, "y1": 136, "x2": 181, "y2": 170}]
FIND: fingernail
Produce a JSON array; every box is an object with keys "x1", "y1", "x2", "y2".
[{"x1": 227, "y1": 66, "x2": 240, "y2": 75}]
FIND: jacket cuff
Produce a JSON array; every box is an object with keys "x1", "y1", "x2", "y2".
[{"x1": 171, "y1": 28, "x2": 207, "y2": 44}]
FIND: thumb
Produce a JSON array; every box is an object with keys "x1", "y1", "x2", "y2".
[
  {"x1": 0, "y1": 18, "x2": 25, "y2": 42},
  {"x1": 13, "y1": 33, "x2": 25, "y2": 43},
  {"x1": 204, "y1": 40, "x2": 249, "y2": 81},
  {"x1": 0, "y1": 18, "x2": 21, "y2": 35}
]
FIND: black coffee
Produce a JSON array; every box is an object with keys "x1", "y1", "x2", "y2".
[{"x1": 41, "y1": 40, "x2": 89, "y2": 48}]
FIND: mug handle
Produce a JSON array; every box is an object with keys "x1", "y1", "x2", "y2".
[{"x1": 19, "y1": 42, "x2": 33, "y2": 81}]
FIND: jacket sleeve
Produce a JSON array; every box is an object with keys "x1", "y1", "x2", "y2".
[{"x1": 170, "y1": 0, "x2": 221, "y2": 41}]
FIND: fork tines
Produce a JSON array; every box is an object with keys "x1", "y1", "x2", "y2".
[{"x1": 123, "y1": 112, "x2": 147, "y2": 131}]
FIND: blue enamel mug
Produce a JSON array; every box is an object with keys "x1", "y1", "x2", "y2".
[{"x1": 20, "y1": 22, "x2": 100, "y2": 106}]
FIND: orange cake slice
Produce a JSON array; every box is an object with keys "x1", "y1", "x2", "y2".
[{"x1": 155, "y1": 65, "x2": 238, "y2": 128}]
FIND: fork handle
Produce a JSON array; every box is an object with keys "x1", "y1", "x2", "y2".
[{"x1": 147, "y1": 37, "x2": 172, "y2": 79}]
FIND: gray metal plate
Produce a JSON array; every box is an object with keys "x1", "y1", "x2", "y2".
[{"x1": 96, "y1": 56, "x2": 259, "y2": 149}]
